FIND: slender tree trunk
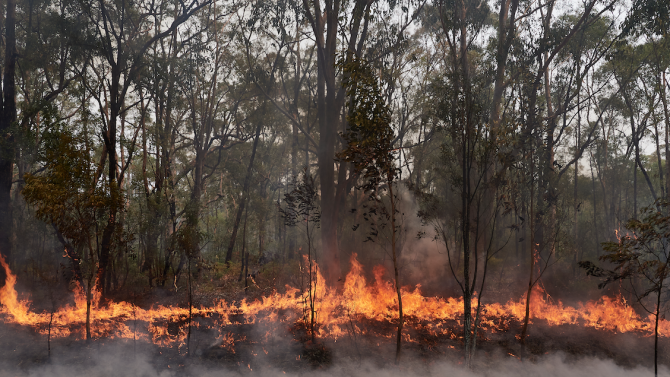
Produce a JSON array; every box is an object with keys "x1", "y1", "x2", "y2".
[
  {"x1": 445, "y1": 0, "x2": 476, "y2": 364},
  {"x1": 140, "y1": 96, "x2": 161, "y2": 286},
  {"x1": 573, "y1": 111, "x2": 580, "y2": 274},
  {"x1": 187, "y1": 258, "x2": 192, "y2": 356},
  {"x1": 661, "y1": 71, "x2": 670, "y2": 201},
  {"x1": 86, "y1": 276, "x2": 92, "y2": 341},
  {"x1": 184, "y1": 110, "x2": 205, "y2": 261},
  {"x1": 48, "y1": 309, "x2": 53, "y2": 358},
  {"x1": 590, "y1": 153, "x2": 600, "y2": 257},
  {"x1": 521, "y1": 144, "x2": 535, "y2": 346},
  {"x1": 307, "y1": 219, "x2": 316, "y2": 343},
  {"x1": 288, "y1": 16, "x2": 301, "y2": 260},
  {"x1": 632, "y1": 120, "x2": 659, "y2": 202},
  {"x1": 97, "y1": 51, "x2": 122, "y2": 296},
  {"x1": 654, "y1": 274, "x2": 664, "y2": 377},
  {"x1": 535, "y1": 0, "x2": 556, "y2": 263},
  {"x1": 628, "y1": 98, "x2": 640, "y2": 218},
  {"x1": 238, "y1": 207, "x2": 248, "y2": 283},
  {"x1": 653, "y1": 120, "x2": 665, "y2": 198},
  {"x1": 224, "y1": 121, "x2": 263, "y2": 264},
  {"x1": 244, "y1": 247, "x2": 249, "y2": 292},
  {"x1": 470, "y1": 211, "x2": 495, "y2": 360},
  {"x1": 288, "y1": 131, "x2": 298, "y2": 260},
  {"x1": 389, "y1": 180, "x2": 403, "y2": 364}
]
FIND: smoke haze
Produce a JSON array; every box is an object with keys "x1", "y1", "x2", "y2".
[
  {"x1": 1, "y1": 347, "x2": 666, "y2": 377},
  {"x1": 0, "y1": 320, "x2": 666, "y2": 377}
]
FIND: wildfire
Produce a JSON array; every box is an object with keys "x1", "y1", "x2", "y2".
[{"x1": 0, "y1": 253, "x2": 667, "y2": 349}]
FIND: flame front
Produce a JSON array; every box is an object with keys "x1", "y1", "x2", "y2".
[{"x1": 0, "y1": 253, "x2": 667, "y2": 349}]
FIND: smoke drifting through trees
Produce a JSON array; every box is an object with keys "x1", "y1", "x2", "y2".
[{"x1": 1, "y1": 0, "x2": 670, "y2": 372}]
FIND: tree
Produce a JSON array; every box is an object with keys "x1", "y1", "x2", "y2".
[
  {"x1": 223, "y1": 118, "x2": 264, "y2": 266},
  {"x1": 22, "y1": 123, "x2": 108, "y2": 340},
  {"x1": 338, "y1": 56, "x2": 404, "y2": 363},
  {"x1": 423, "y1": 0, "x2": 508, "y2": 364},
  {"x1": 279, "y1": 168, "x2": 321, "y2": 342},
  {"x1": 77, "y1": 0, "x2": 208, "y2": 296},
  {"x1": 239, "y1": 0, "x2": 318, "y2": 260},
  {"x1": 583, "y1": 199, "x2": 670, "y2": 377},
  {"x1": 177, "y1": 1, "x2": 249, "y2": 268},
  {"x1": 302, "y1": 0, "x2": 425, "y2": 283},
  {"x1": 492, "y1": 0, "x2": 618, "y2": 346}
]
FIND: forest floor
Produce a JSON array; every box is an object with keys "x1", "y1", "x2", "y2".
[
  {"x1": 1, "y1": 262, "x2": 668, "y2": 376},
  {"x1": 0, "y1": 316, "x2": 667, "y2": 376}
]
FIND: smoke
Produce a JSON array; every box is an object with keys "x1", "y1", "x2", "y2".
[
  {"x1": 1, "y1": 339, "x2": 666, "y2": 377},
  {"x1": 1, "y1": 316, "x2": 666, "y2": 377},
  {"x1": 378, "y1": 187, "x2": 454, "y2": 296},
  {"x1": 1, "y1": 189, "x2": 666, "y2": 376},
  {"x1": 323, "y1": 356, "x2": 667, "y2": 377}
]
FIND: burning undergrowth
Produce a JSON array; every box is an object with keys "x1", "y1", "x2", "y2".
[{"x1": 1, "y1": 253, "x2": 670, "y2": 375}]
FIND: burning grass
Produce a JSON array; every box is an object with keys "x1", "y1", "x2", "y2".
[{"x1": 0, "y1": 252, "x2": 668, "y2": 369}]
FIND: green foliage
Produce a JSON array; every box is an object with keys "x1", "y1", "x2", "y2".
[
  {"x1": 624, "y1": 0, "x2": 670, "y2": 37},
  {"x1": 176, "y1": 201, "x2": 204, "y2": 260},
  {"x1": 338, "y1": 56, "x2": 397, "y2": 190},
  {"x1": 435, "y1": 0, "x2": 491, "y2": 34},
  {"x1": 590, "y1": 200, "x2": 670, "y2": 297},
  {"x1": 22, "y1": 126, "x2": 108, "y2": 249},
  {"x1": 337, "y1": 56, "x2": 403, "y2": 245}
]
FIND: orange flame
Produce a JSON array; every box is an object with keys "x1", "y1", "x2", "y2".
[{"x1": 0, "y1": 253, "x2": 667, "y2": 348}]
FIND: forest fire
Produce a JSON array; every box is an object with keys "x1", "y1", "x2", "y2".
[
  {"x1": 3, "y1": 0, "x2": 670, "y2": 373},
  {"x1": 0, "y1": 253, "x2": 667, "y2": 351}
]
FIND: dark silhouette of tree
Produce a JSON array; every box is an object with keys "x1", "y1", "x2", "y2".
[{"x1": 279, "y1": 168, "x2": 321, "y2": 342}]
